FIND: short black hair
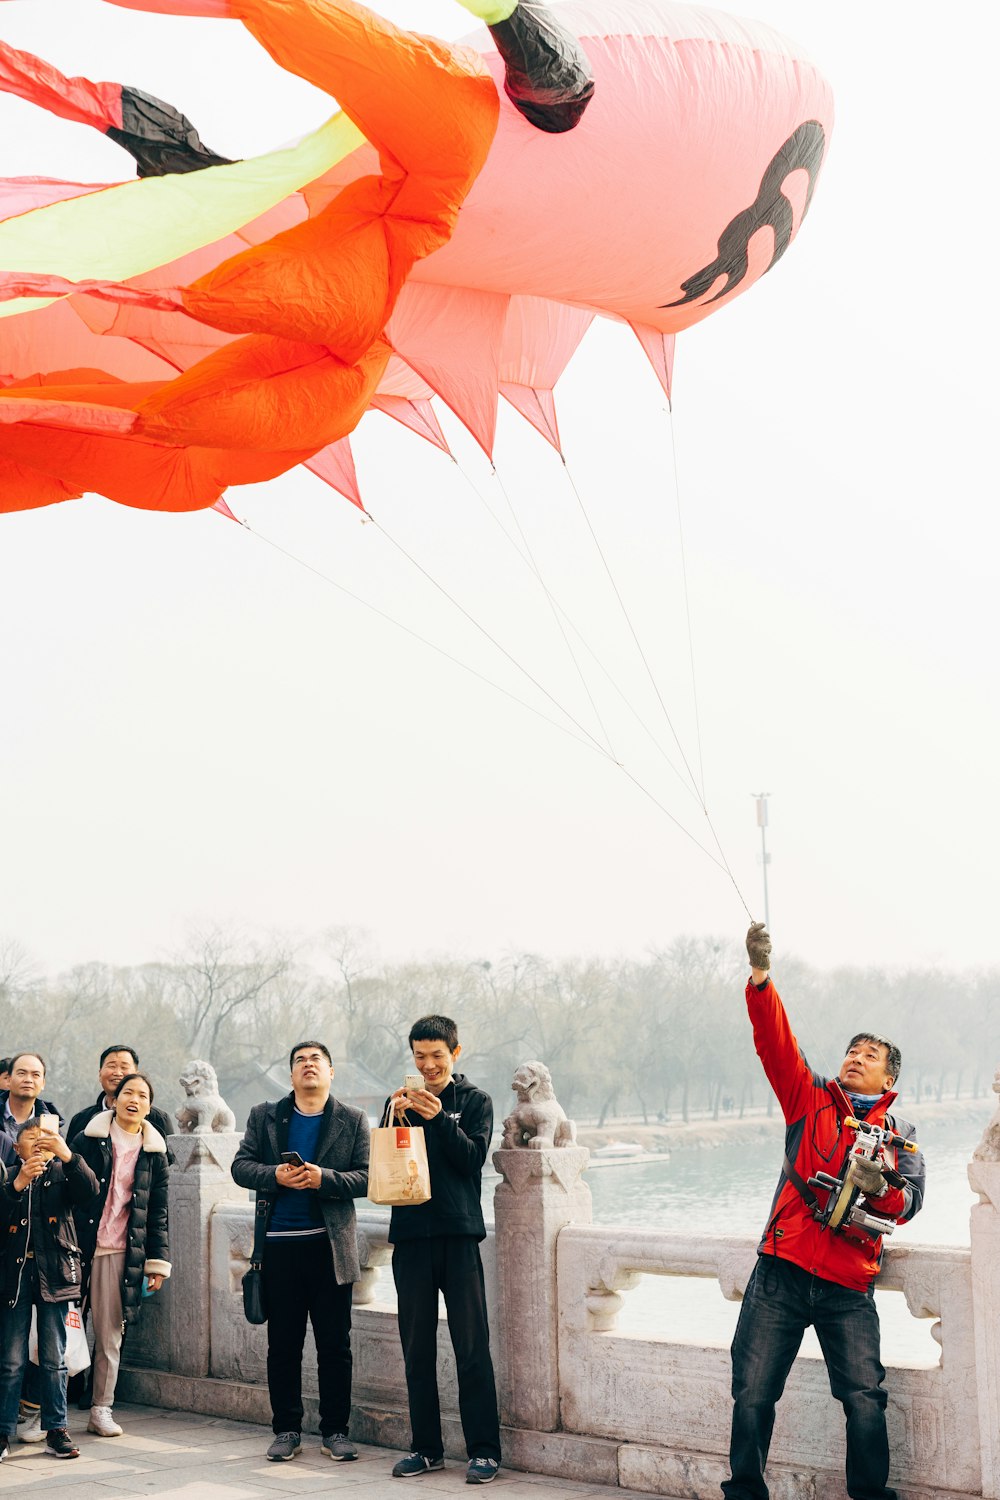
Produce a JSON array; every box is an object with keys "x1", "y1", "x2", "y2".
[
  {"x1": 289, "y1": 1040, "x2": 333, "y2": 1071},
  {"x1": 114, "y1": 1071, "x2": 155, "y2": 1104},
  {"x1": 408, "y1": 1015, "x2": 459, "y2": 1052},
  {"x1": 100, "y1": 1044, "x2": 139, "y2": 1068},
  {"x1": 8, "y1": 1051, "x2": 46, "y2": 1076},
  {"x1": 847, "y1": 1032, "x2": 901, "y2": 1085},
  {"x1": 15, "y1": 1116, "x2": 45, "y2": 1140},
  {"x1": 0, "y1": 1057, "x2": 12, "y2": 1073}
]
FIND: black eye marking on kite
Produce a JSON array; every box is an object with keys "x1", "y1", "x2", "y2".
[
  {"x1": 107, "y1": 86, "x2": 236, "y2": 178},
  {"x1": 663, "y1": 120, "x2": 826, "y2": 308}
]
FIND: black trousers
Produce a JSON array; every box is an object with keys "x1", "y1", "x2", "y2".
[
  {"x1": 392, "y1": 1236, "x2": 501, "y2": 1462},
  {"x1": 262, "y1": 1235, "x2": 353, "y2": 1437}
]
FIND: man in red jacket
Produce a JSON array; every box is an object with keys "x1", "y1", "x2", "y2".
[{"x1": 722, "y1": 924, "x2": 925, "y2": 1500}]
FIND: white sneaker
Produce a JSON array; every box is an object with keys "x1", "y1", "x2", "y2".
[
  {"x1": 88, "y1": 1406, "x2": 124, "y2": 1437},
  {"x1": 16, "y1": 1408, "x2": 43, "y2": 1443}
]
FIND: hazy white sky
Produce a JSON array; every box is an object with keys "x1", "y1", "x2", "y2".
[{"x1": 0, "y1": 0, "x2": 996, "y2": 977}]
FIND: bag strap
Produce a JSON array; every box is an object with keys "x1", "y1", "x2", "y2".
[
  {"x1": 250, "y1": 1195, "x2": 269, "y2": 1268},
  {"x1": 380, "y1": 1099, "x2": 416, "y2": 1129},
  {"x1": 781, "y1": 1153, "x2": 820, "y2": 1211}
]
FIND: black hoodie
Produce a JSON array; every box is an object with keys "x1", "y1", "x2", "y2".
[{"x1": 388, "y1": 1073, "x2": 492, "y2": 1244}]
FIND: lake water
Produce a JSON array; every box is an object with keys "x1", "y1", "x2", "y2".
[
  {"x1": 575, "y1": 1117, "x2": 978, "y2": 1366},
  {"x1": 369, "y1": 1117, "x2": 981, "y2": 1368}
]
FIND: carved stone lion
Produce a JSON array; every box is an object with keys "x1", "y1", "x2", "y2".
[
  {"x1": 973, "y1": 1067, "x2": 1000, "y2": 1162},
  {"x1": 175, "y1": 1059, "x2": 237, "y2": 1134},
  {"x1": 501, "y1": 1060, "x2": 576, "y2": 1150}
]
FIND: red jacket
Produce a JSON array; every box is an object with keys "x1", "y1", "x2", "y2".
[{"x1": 747, "y1": 977, "x2": 924, "y2": 1291}]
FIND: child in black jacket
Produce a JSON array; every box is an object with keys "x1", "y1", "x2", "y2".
[
  {"x1": 386, "y1": 1015, "x2": 501, "y2": 1485},
  {"x1": 0, "y1": 1118, "x2": 99, "y2": 1461}
]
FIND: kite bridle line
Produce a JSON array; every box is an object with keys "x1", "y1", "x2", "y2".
[
  {"x1": 660, "y1": 401, "x2": 752, "y2": 914},
  {"x1": 552, "y1": 421, "x2": 753, "y2": 923},
  {"x1": 446, "y1": 444, "x2": 753, "y2": 920},
  {"x1": 450, "y1": 455, "x2": 705, "y2": 808},
  {"x1": 221, "y1": 507, "x2": 733, "y2": 877},
  {"x1": 367, "y1": 503, "x2": 752, "y2": 917},
  {"x1": 488, "y1": 462, "x2": 618, "y2": 763}
]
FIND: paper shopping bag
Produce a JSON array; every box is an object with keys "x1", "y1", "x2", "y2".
[{"x1": 368, "y1": 1106, "x2": 431, "y2": 1206}]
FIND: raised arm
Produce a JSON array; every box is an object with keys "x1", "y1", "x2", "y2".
[{"x1": 743, "y1": 923, "x2": 820, "y2": 1124}]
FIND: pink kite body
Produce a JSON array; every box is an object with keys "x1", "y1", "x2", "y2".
[{"x1": 0, "y1": 0, "x2": 833, "y2": 507}]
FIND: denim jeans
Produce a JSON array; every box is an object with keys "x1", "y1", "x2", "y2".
[
  {"x1": 0, "y1": 1260, "x2": 69, "y2": 1436},
  {"x1": 722, "y1": 1256, "x2": 896, "y2": 1500}
]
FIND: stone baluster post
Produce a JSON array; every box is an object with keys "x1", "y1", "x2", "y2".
[
  {"x1": 492, "y1": 1143, "x2": 591, "y2": 1432},
  {"x1": 969, "y1": 1151, "x2": 1000, "y2": 1497},
  {"x1": 168, "y1": 1132, "x2": 244, "y2": 1377}
]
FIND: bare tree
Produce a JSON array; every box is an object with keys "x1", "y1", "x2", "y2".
[{"x1": 168, "y1": 925, "x2": 299, "y2": 1060}]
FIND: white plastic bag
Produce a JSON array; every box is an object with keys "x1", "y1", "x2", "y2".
[{"x1": 28, "y1": 1302, "x2": 91, "y2": 1377}]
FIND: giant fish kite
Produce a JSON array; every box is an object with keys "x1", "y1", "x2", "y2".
[{"x1": 0, "y1": 0, "x2": 833, "y2": 513}]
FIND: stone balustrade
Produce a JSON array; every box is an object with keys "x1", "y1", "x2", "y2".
[{"x1": 119, "y1": 1135, "x2": 1000, "y2": 1500}]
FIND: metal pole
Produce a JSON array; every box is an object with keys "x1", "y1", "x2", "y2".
[{"x1": 753, "y1": 794, "x2": 771, "y2": 929}]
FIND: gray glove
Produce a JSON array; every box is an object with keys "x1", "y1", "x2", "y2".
[
  {"x1": 746, "y1": 922, "x2": 772, "y2": 972},
  {"x1": 848, "y1": 1155, "x2": 887, "y2": 1198}
]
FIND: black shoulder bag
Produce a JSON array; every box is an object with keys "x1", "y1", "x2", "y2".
[{"x1": 242, "y1": 1196, "x2": 270, "y2": 1325}]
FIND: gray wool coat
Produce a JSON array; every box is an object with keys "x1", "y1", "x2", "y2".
[{"x1": 231, "y1": 1092, "x2": 370, "y2": 1285}]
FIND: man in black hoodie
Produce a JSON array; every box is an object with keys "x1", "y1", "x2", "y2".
[{"x1": 388, "y1": 1015, "x2": 501, "y2": 1485}]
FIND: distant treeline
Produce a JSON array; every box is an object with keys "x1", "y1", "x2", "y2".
[{"x1": 1, "y1": 929, "x2": 996, "y2": 1127}]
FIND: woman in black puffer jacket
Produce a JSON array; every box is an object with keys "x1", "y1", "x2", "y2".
[{"x1": 71, "y1": 1073, "x2": 170, "y2": 1439}]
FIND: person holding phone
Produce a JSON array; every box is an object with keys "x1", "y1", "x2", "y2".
[
  {"x1": 0, "y1": 1117, "x2": 99, "y2": 1462},
  {"x1": 232, "y1": 1040, "x2": 370, "y2": 1464},
  {"x1": 71, "y1": 1073, "x2": 170, "y2": 1439},
  {"x1": 386, "y1": 1016, "x2": 501, "y2": 1485},
  {"x1": 0, "y1": 1053, "x2": 63, "y2": 1176}
]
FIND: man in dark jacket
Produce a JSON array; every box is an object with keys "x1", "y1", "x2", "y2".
[
  {"x1": 722, "y1": 925, "x2": 926, "y2": 1500},
  {"x1": 0, "y1": 1118, "x2": 100, "y2": 1461},
  {"x1": 66, "y1": 1043, "x2": 175, "y2": 1165},
  {"x1": 232, "y1": 1039, "x2": 369, "y2": 1465},
  {"x1": 0, "y1": 1052, "x2": 63, "y2": 1174},
  {"x1": 387, "y1": 1014, "x2": 501, "y2": 1485}
]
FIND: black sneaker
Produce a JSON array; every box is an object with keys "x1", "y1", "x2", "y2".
[
  {"x1": 45, "y1": 1428, "x2": 80, "y2": 1459},
  {"x1": 466, "y1": 1458, "x2": 500, "y2": 1484},
  {"x1": 392, "y1": 1452, "x2": 445, "y2": 1477},
  {"x1": 0, "y1": 1435, "x2": 10, "y2": 1463},
  {"x1": 322, "y1": 1432, "x2": 359, "y2": 1460},
  {"x1": 266, "y1": 1431, "x2": 301, "y2": 1462}
]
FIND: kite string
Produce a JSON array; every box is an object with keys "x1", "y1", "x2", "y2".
[
  {"x1": 556, "y1": 397, "x2": 753, "y2": 921},
  {"x1": 666, "y1": 406, "x2": 706, "y2": 803},
  {"x1": 451, "y1": 456, "x2": 704, "y2": 806},
  {"x1": 560, "y1": 455, "x2": 707, "y2": 806},
  {"x1": 488, "y1": 463, "x2": 617, "y2": 761},
  {"x1": 225, "y1": 508, "x2": 732, "y2": 872},
  {"x1": 229, "y1": 518, "x2": 601, "y2": 757},
  {"x1": 365, "y1": 509, "x2": 745, "y2": 876},
  {"x1": 659, "y1": 403, "x2": 753, "y2": 919},
  {"x1": 562, "y1": 448, "x2": 752, "y2": 921}
]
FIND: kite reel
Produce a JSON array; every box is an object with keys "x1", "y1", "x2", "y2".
[{"x1": 808, "y1": 1116, "x2": 919, "y2": 1240}]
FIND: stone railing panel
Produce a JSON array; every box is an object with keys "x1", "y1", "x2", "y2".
[
  {"x1": 557, "y1": 1226, "x2": 979, "y2": 1496},
  {"x1": 209, "y1": 1201, "x2": 268, "y2": 1385}
]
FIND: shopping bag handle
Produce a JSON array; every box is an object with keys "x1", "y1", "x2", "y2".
[{"x1": 380, "y1": 1098, "x2": 416, "y2": 1130}]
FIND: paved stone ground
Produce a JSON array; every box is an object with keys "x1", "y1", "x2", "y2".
[{"x1": 1, "y1": 1406, "x2": 648, "y2": 1500}]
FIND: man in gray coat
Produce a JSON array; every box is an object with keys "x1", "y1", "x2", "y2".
[{"x1": 232, "y1": 1040, "x2": 369, "y2": 1464}]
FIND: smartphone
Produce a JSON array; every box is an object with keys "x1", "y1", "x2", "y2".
[
  {"x1": 38, "y1": 1113, "x2": 60, "y2": 1133},
  {"x1": 403, "y1": 1074, "x2": 423, "y2": 1093},
  {"x1": 280, "y1": 1151, "x2": 304, "y2": 1167}
]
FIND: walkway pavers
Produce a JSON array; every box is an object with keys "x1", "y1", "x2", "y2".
[{"x1": 1, "y1": 1406, "x2": 644, "y2": 1500}]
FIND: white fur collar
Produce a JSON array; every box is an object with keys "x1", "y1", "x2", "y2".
[{"x1": 83, "y1": 1109, "x2": 166, "y2": 1154}]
